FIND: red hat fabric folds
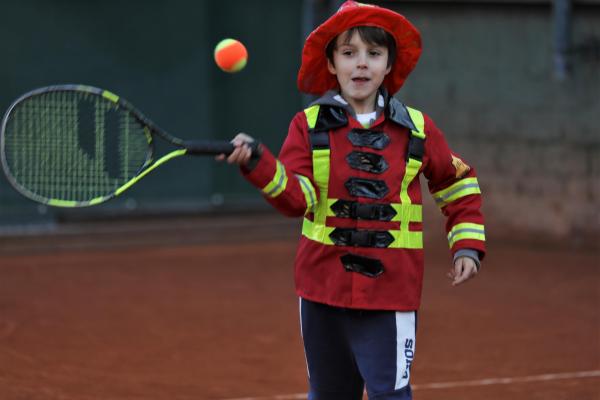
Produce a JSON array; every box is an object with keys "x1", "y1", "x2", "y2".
[{"x1": 298, "y1": 1, "x2": 422, "y2": 96}]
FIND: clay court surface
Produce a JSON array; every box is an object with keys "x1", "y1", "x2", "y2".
[{"x1": 0, "y1": 213, "x2": 598, "y2": 399}]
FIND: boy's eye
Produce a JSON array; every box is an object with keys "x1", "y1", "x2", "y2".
[
  {"x1": 369, "y1": 48, "x2": 385, "y2": 56},
  {"x1": 341, "y1": 50, "x2": 353, "y2": 56}
]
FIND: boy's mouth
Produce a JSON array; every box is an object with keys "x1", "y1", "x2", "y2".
[{"x1": 352, "y1": 77, "x2": 370, "y2": 82}]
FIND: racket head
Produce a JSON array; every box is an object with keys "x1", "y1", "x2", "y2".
[{"x1": 1, "y1": 85, "x2": 155, "y2": 207}]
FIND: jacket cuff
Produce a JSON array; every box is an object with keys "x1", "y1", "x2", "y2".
[
  {"x1": 240, "y1": 144, "x2": 278, "y2": 189},
  {"x1": 453, "y1": 248, "x2": 481, "y2": 270},
  {"x1": 239, "y1": 142, "x2": 264, "y2": 173}
]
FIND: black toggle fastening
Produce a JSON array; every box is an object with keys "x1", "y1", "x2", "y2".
[
  {"x1": 347, "y1": 129, "x2": 390, "y2": 150},
  {"x1": 346, "y1": 151, "x2": 389, "y2": 174},
  {"x1": 345, "y1": 178, "x2": 389, "y2": 199},
  {"x1": 329, "y1": 228, "x2": 394, "y2": 248},
  {"x1": 330, "y1": 199, "x2": 397, "y2": 221},
  {"x1": 340, "y1": 253, "x2": 385, "y2": 278}
]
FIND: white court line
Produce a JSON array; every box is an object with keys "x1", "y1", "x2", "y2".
[
  {"x1": 411, "y1": 370, "x2": 600, "y2": 390},
  {"x1": 223, "y1": 370, "x2": 600, "y2": 400},
  {"x1": 224, "y1": 395, "x2": 305, "y2": 400}
]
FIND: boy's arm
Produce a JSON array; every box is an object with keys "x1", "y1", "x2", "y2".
[
  {"x1": 236, "y1": 112, "x2": 318, "y2": 218},
  {"x1": 422, "y1": 114, "x2": 486, "y2": 280}
]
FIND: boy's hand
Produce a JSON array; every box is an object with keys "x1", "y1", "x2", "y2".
[
  {"x1": 215, "y1": 133, "x2": 255, "y2": 166},
  {"x1": 448, "y1": 256, "x2": 478, "y2": 286}
]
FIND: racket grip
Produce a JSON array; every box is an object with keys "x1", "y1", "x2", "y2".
[{"x1": 184, "y1": 140, "x2": 260, "y2": 159}]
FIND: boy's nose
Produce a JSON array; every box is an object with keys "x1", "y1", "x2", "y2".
[{"x1": 357, "y1": 53, "x2": 367, "y2": 68}]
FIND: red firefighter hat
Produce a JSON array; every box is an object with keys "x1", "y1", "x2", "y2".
[{"x1": 298, "y1": 1, "x2": 422, "y2": 96}]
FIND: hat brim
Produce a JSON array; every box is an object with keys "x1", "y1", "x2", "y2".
[{"x1": 297, "y1": 2, "x2": 422, "y2": 96}]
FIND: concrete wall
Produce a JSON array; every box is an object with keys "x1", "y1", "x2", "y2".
[{"x1": 387, "y1": 1, "x2": 600, "y2": 242}]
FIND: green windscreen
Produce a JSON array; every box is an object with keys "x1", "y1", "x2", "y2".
[{"x1": 2, "y1": 90, "x2": 150, "y2": 205}]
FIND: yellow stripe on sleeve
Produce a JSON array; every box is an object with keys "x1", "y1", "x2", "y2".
[
  {"x1": 262, "y1": 160, "x2": 288, "y2": 198},
  {"x1": 447, "y1": 222, "x2": 486, "y2": 248},
  {"x1": 433, "y1": 177, "x2": 481, "y2": 208}
]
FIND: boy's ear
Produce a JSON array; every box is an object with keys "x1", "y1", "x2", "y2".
[
  {"x1": 327, "y1": 58, "x2": 337, "y2": 75},
  {"x1": 385, "y1": 63, "x2": 392, "y2": 76}
]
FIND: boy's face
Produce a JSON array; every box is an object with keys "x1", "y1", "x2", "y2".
[{"x1": 327, "y1": 30, "x2": 391, "y2": 113}]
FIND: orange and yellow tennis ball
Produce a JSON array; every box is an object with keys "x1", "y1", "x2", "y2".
[{"x1": 214, "y1": 38, "x2": 248, "y2": 73}]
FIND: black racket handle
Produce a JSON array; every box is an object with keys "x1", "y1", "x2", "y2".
[{"x1": 183, "y1": 140, "x2": 260, "y2": 159}]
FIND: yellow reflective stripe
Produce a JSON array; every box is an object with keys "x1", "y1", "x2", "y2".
[
  {"x1": 399, "y1": 157, "x2": 422, "y2": 240},
  {"x1": 399, "y1": 158, "x2": 422, "y2": 204},
  {"x1": 389, "y1": 230, "x2": 423, "y2": 249},
  {"x1": 296, "y1": 174, "x2": 317, "y2": 213},
  {"x1": 433, "y1": 177, "x2": 481, "y2": 208},
  {"x1": 301, "y1": 103, "x2": 328, "y2": 243},
  {"x1": 312, "y1": 149, "x2": 329, "y2": 189},
  {"x1": 302, "y1": 218, "x2": 423, "y2": 249},
  {"x1": 326, "y1": 199, "x2": 336, "y2": 217},
  {"x1": 324, "y1": 199, "x2": 422, "y2": 222},
  {"x1": 448, "y1": 223, "x2": 486, "y2": 248},
  {"x1": 262, "y1": 160, "x2": 288, "y2": 198},
  {"x1": 311, "y1": 149, "x2": 330, "y2": 227},
  {"x1": 302, "y1": 218, "x2": 334, "y2": 245},
  {"x1": 304, "y1": 105, "x2": 320, "y2": 129},
  {"x1": 399, "y1": 107, "x2": 425, "y2": 203},
  {"x1": 406, "y1": 107, "x2": 425, "y2": 139},
  {"x1": 391, "y1": 203, "x2": 423, "y2": 223},
  {"x1": 399, "y1": 107, "x2": 425, "y2": 242}
]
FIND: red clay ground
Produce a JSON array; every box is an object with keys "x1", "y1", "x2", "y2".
[{"x1": 0, "y1": 214, "x2": 598, "y2": 400}]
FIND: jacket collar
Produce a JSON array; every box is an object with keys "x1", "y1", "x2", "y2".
[
  {"x1": 309, "y1": 89, "x2": 417, "y2": 132},
  {"x1": 386, "y1": 95, "x2": 417, "y2": 132}
]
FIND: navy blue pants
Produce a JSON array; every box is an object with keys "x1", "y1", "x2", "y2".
[{"x1": 300, "y1": 298, "x2": 417, "y2": 400}]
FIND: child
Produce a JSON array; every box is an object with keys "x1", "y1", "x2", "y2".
[{"x1": 218, "y1": 2, "x2": 485, "y2": 399}]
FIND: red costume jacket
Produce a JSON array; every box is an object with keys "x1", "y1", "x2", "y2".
[{"x1": 243, "y1": 93, "x2": 485, "y2": 310}]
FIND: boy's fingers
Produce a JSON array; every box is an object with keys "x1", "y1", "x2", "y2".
[
  {"x1": 452, "y1": 263, "x2": 477, "y2": 286},
  {"x1": 453, "y1": 260, "x2": 464, "y2": 277},
  {"x1": 451, "y1": 258, "x2": 464, "y2": 285},
  {"x1": 218, "y1": 134, "x2": 254, "y2": 165},
  {"x1": 226, "y1": 144, "x2": 251, "y2": 165},
  {"x1": 227, "y1": 147, "x2": 243, "y2": 164},
  {"x1": 452, "y1": 270, "x2": 463, "y2": 284},
  {"x1": 452, "y1": 271, "x2": 468, "y2": 286},
  {"x1": 236, "y1": 145, "x2": 250, "y2": 162},
  {"x1": 454, "y1": 263, "x2": 463, "y2": 276}
]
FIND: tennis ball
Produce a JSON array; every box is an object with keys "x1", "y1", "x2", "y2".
[{"x1": 214, "y1": 38, "x2": 248, "y2": 73}]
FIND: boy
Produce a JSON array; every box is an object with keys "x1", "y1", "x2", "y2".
[{"x1": 218, "y1": 2, "x2": 485, "y2": 399}]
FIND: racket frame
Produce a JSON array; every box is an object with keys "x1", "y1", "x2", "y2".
[{"x1": 0, "y1": 84, "x2": 240, "y2": 207}]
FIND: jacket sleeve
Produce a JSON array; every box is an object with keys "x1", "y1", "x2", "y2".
[
  {"x1": 240, "y1": 112, "x2": 318, "y2": 218},
  {"x1": 422, "y1": 114, "x2": 486, "y2": 260}
]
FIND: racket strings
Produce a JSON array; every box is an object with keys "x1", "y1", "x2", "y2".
[{"x1": 3, "y1": 91, "x2": 149, "y2": 203}]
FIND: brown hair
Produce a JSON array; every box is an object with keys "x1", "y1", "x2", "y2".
[{"x1": 325, "y1": 26, "x2": 396, "y2": 68}]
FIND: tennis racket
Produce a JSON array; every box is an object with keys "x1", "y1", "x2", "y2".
[{"x1": 0, "y1": 84, "x2": 257, "y2": 207}]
